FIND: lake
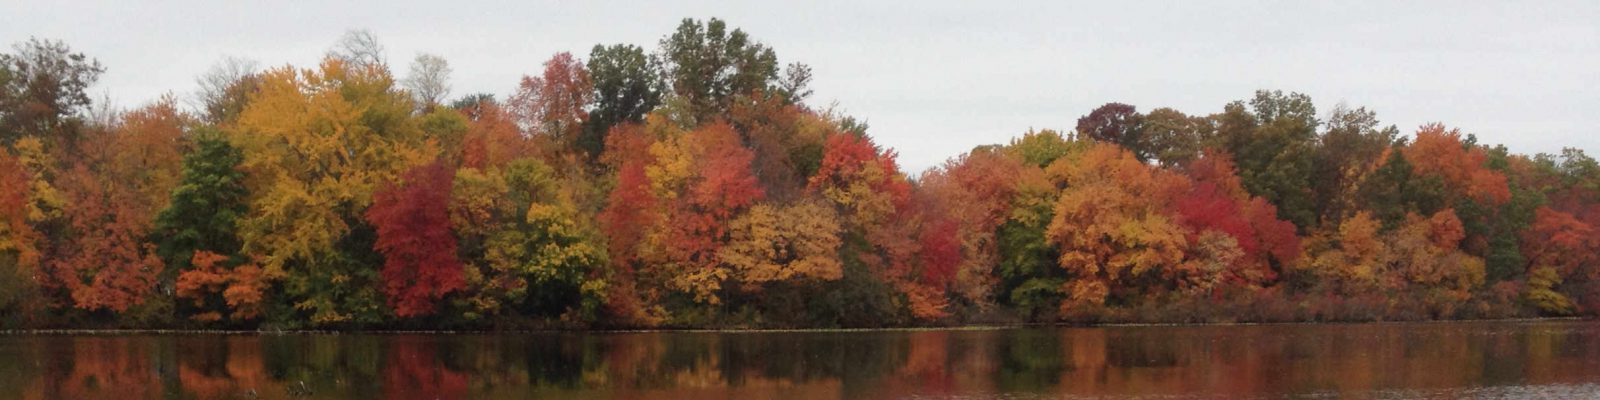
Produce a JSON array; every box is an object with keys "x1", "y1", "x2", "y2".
[{"x1": 2, "y1": 321, "x2": 1598, "y2": 399}]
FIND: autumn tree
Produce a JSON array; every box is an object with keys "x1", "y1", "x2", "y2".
[
  {"x1": 174, "y1": 250, "x2": 266, "y2": 323},
  {"x1": 509, "y1": 52, "x2": 592, "y2": 157},
  {"x1": 1403, "y1": 124, "x2": 1510, "y2": 206},
  {"x1": 0, "y1": 150, "x2": 41, "y2": 323},
  {"x1": 1046, "y1": 143, "x2": 1189, "y2": 314},
  {"x1": 651, "y1": 122, "x2": 765, "y2": 305},
  {"x1": 720, "y1": 200, "x2": 843, "y2": 289},
  {"x1": 367, "y1": 161, "x2": 465, "y2": 318},
  {"x1": 1173, "y1": 153, "x2": 1301, "y2": 289},
  {"x1": 1382, "y1": 209, "x2": 1485, "y2": 317},
  {"x1": 231, "y1": 58, "x2": 430, "y2": 326},
  {"x1": 1521, "y1": 207, "x2": 1599, "y2": 314},
  {"x1": 807, "y1": 133, "x2": 947, "y2": 319},
  {"x1": 451, "y1": 159, "x2": 605, "y2": 321},
  {"x1": 46, "y1": 163, "x2": 164, "y2": 313}
]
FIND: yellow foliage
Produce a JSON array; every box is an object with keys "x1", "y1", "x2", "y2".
[
  {"x1": 232, "y1": 58, "x2": 430, "y2": 277},
  {"x1": 719, "y1": 201, "x2": 844, "y2": 289}
]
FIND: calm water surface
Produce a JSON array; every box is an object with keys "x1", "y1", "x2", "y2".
[{"x1": 2, "y1": 321, "x2": 1599, "y2": 399}]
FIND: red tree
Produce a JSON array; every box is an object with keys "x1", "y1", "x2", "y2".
[{"x1": 366, "y1": 161, "x2": 465, "y2": 317}]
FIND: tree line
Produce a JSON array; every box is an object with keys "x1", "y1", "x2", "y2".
[{"x1": 1, "y1": 18, "x2": 1596, "y2": 329}]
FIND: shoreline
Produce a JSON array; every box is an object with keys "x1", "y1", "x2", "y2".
[{"x1": 3, "y1": 317, "x2": 1590, "y2": 336}]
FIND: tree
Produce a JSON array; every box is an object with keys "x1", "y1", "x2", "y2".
[
  {"x1": 657, "y1": 18, "x2": 781, "y2": 124},
  {"x1": 0, "y1": 150, "x2": 41, "y2": 321},
  {"x1": 151, "y1": 130, "x2": 249, "y2": 318},
  {"x1": 403, "y1": 53, "x2": 452, "y2": 107},
  {"x1": 509, "y1": 52, "x2": 592, "y2": 157},
  {"x1": 1521, "y1": 207, "x2": 1598, "y2": 314},
  {"x1": 1383, "y1": 209, "x2": 1485, "y2": 316},
  {"x1": 192, "y1": 56, "x2": 259, "y2": 124},
  {"x1": 174, "y1": 250, "x2": 266, "y2": 322},
  {"x1": 106, "y1": 98, "x2": 188, "y2": 216},
  {"x1": 659, "y1": 123, "x2": 766, "y2": 305},
  {"x1": 595, "y1": 123, "x2": 661, "y2": 324},
  {"x1": 719, "y1": 200, "x2": 843, "y2": 288},
  {"x1": 366, "y1": 161, "x2": 464, "y2": 318},
  {"x1": 1075, "y1": 103, "x2": 1147, "y2": 161},
  {"x1": 0, "y1": 38, "x2": 104, "y2": 146},
  {"x1": 1403, "y1": 123, "x2": 1511, "y2": 206},
  {"x1": 46, "y1": 164, "x2": 164, "y2": 313},
  {"x1": 327, "y1": 29, "x2": 386, "y2": 70},
  {"x1": 584, "y1": 44, "x2": 661, "y2": 160},
  {"x1": 1174, "y1": 153, "x2": 1301, "y2": 286},
  {"x1": 1208, "y1": 90, "x2": 1319, "y2": 230},
  {"x1": 231, "y1": 58, "x2": 430, "y2": 326},
  {"x1": 1141, "y1": 107, "x2": 1205, "y2": 167},
  {"x1": 1046, "y1": 143, "x2": 1189, "y2": 313},
  {"x1": 1312, "y1": 104, "x2": 1396, "y2": 225},
  {"x1": 452, "y1": 159, "x2": 605, "y2": 321}
]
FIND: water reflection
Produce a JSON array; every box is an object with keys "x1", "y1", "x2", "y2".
[{"x1": 1, "y1": 321, "x2": 1598, "y2": 399}]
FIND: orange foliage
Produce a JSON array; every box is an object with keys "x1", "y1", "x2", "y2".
[
  {"x1": 460, "y1": 100, "x2": 534, "y2": 170},
  {"x1": 1047, "y1": 143, "x2": 1189, "y2": 311},
  {"x1": 175, "y1": 250, "x2": 267, "y2": 322},
  {"x1": 46, "y1": 164, "x2": 164, "y2": 312},
  {"x1": 1403, "y1": 124, "x2": 1510, "y2": 205}
]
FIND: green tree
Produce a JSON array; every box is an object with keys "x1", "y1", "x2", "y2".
[
  {"x1": 1209, "y1": 90, "x2": 1319, "y2": 230},
  {"x1": 151, "y1": 131, "x2": 250, "y2": 313},
  {"x1": 583, "y1": 44, "x2": 661, "y2": 160},
  {"x1": 657, "y1": 18, "x2": 781, "y2": 124}
]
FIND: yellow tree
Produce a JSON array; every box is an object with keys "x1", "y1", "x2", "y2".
[
  {"x1": 1046, "y1": 143, "x2": 1189, "y2": 314},
  {"x1": 719, "y1": 200, "x2": 843, "y2": 290},
  {"x1": 231, "y1": 58, "x2": 431, "y2": 325}
]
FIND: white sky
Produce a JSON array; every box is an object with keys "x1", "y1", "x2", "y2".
[{"x1": 4, "y1": 1, "x2": 1597, "y2": 172}]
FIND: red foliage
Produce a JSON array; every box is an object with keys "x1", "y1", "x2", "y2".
[
  {"x1": 809, "y1": 133, "x2": 912, "y2": 211},
  {"x1": 668, "y1": 123, "x2": 765, "y2": 268},
  {"x1": 917, "y1": 217, "x2": 961, "y2": 289},
  {"x1": 1175, "y1": 153, "x2": 1300, "y2": 280},
  {"x1": 366, "y1": 161, "x2": 465, "y2": 317},
  {"x1": 598, "y1": 123, "x2": 658, "y2": 272},
  {"x1": 382, "y1": 340, "x2": 469, "y2": 400},
  {"x1": 1523, "y1": 207, "x2": 1600, "y2": 281},
  {"x1": 509, "y1": 52, "x2": 593, "y2": 148}
]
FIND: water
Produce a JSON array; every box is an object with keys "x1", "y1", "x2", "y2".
[{"x1": 1, "y1": 321, "x2": 1598, "y2": 399}]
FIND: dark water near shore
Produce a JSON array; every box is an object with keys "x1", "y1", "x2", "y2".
[{"x1": 2, "y1": 321, "x2": 1599, "y2": 399}]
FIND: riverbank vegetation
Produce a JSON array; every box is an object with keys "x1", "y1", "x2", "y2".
[{"x1": 2, "y1": 18, "x2": 1597, "y2": 330}]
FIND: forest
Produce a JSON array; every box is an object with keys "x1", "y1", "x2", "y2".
[{"x1": 1, "y1": 18, "x2": 1597, "y2": 330}]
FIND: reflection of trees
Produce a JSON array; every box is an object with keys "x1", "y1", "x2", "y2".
[{"x1": 2, "y1": 323, "x2": 1599, "y2": 398}]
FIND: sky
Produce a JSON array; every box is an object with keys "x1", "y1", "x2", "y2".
[{"x1": 3, "y1": 1, "x2": 1596, "y2": 173}]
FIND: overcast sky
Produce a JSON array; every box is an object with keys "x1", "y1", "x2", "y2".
[{"x1": 4, "y1": 1, "x2": 1596, "y2": 172}]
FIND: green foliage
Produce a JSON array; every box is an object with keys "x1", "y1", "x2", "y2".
[
  {"x1": 151, "y1": 131, "x2": 251, "y2": 320},
  {"x1": 584, "y1": 44, "x2": 661, "y2": 160}
]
